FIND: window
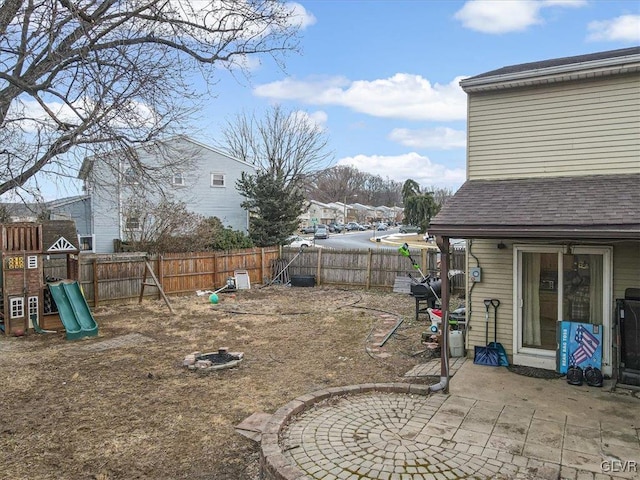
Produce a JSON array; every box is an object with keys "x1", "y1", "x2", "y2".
[
  {"x1": 10, "y1": 297, "x2": 24, "y2": 319},
  {"x1": 210, "y1": 173, "x2": 225, "y2": 187},
  {"x1": 172, "y1": 173, "x2": 185, "y2": 186},
  {"x1": 123, "y1": 168, "x2": 138, "y2": 185},
  {"x1": 126, "y1": 216, "x2": 140, "y2": 230},
  {"x1": 78, "y1": 235, "x2": 95, "y2": 252}
]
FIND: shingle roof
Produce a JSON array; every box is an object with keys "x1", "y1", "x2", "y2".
[
  {"x1": 468, "y1": 47, "x2": 640, "y2": 80},
  {"x1": 430, "y1": 174, "x2": 640, "y2": 240}
]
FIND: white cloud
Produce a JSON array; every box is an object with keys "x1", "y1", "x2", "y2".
[
  {"x1": 254, "y1": 74, "x2": 467, "y2": 121},
  {"x1": 587, "y1": 15, "x2": 640, "y2": 42},
  {"x1": 388, "y1": 127, "x2": 466, "y2": 150},
  {"x1": 336, "y1": 152, "x2": 466, "y2": 190},
  {"x1": 542, "y1": 0, "x2": 586, "y2": 6},
  {"x1": 286, "y1": 2, "x2": 317, "y2": 29},
  {"x1": 454, "y1": 0, "x2": 585, "y2": 34},
  {"x1": 9, "y1": 95, "x2": 158, "y2": 133},
  {"x1": 291, "y1": 109, "x2": 328, "y2": 129}
]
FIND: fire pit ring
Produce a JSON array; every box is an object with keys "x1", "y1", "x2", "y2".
[{"x1": 183, "y1": 348, "x2": 244, "y2": 372}]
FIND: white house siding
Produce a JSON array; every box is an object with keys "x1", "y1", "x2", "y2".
[
  {"x1": 464, "y1": 239, "x2": 514, "y2": 356},
  {"x1": 467, "y1": 74, "x2": 640, "y2": 180},
  {"x1": 613, "y1": 241, "x2": 640, "y2": 300}
]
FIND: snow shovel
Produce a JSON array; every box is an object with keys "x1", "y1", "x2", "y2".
[
  {"x1": 487, "y1": 299, "x2": 509, "y2": 366},
  {"x1": 474, "y1": 299, "x2": 500, "y2": 366}
]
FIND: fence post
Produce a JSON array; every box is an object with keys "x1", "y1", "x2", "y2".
[
  {"x1": 213, "y1": 251, "x2": 217, "y2": 289},
  {"x1": 366, "y1": 249, "x2": 372, "y2": 290},
  {"x1": 261, "y1": 248, "x2": 266, "y2": 284},
  {"x1": 93, "y1": 257, "x2": 99, "y2": 307},
  {"x1": 156, "y1": 255, "x2": 162, "y2": 299},
  {"x1": 316, "y1": 248, "x2": 322, "y2": 286}
]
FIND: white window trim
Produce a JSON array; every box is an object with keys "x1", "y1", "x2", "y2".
[
  {"x1": 210, "y1": 173, "x2": 226, "y2": 188},
  {"x1": 172, "y1": 173, "x2": 185, "y2": 186},
  {"x1": 10, "y1": 297, "x2": 24, "y2": 319},
  {"x1": 512, "y1": 244, "x2": 613, "y2": 376},
  {"x1": 28, "y1": 296, "x2": 38, "y2": 328},
  {"x1": 78, "y1": 234, "x2": 95, "y2": 253},
  {"x1": 27, "y1": 255, "x2": 38, "y2": 269}
]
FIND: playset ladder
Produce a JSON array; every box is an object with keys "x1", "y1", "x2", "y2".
[{"x1": 139, "y1": 260, "x2": 174, "y2": 314}]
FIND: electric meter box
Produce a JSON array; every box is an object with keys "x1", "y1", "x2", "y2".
[{"x1": 470, "y1": 267, "x2": 482, "y2": 282}]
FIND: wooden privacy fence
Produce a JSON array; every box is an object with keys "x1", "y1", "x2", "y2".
[
  {"x1": 278, "y1": 246, "x2": 465, "y2": 291},
  {"x1": 44, "y1": 247, "x2": 280, "y2": 306},
  {"x1": 42, "y1": 245, "x2": 465, "y2": 306}
]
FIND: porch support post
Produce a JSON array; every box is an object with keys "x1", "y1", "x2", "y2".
[{"x1": 430, "y1": 235, "x2": 451, "y2": 394}]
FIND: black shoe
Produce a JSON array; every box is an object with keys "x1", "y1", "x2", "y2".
[
  {"x1": 567, "y1": 365, "x2": 583, "y2": 386},
  {"x1": 584, "y1": 366, "x2": 603, "y2": 387}
]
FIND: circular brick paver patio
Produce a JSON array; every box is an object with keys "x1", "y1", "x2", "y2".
[{"x1": 259, "y1": 384, "x2": 531, "y2": 480}]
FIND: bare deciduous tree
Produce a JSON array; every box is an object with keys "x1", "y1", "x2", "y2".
[
  {"x1": 221, "y1": 104, "x2": 333, "y2": 188},
  {"x1": 120, "y1": 197, "x2": 253, "y2": 252},
  {"x1": 307, "y1": 165, "x2": 403, "y2": 207},
  {"x1": 0, "y1": 0, "x2": 301, "y2": 199},
  {"x1": 222, "y1": 104, "x2": 332, "y2": 245}
]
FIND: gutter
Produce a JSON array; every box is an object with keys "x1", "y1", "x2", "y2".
[{"x1": 428, "y1": 226, "x2": 640, "y2": 241}]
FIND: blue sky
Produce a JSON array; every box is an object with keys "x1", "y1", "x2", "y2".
[{"x1": 189, "y1": 0, "x2": 639, "y2": 194}]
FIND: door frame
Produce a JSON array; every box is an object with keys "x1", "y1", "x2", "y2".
[{"x1": 512, "y1": 244, "x2": 613, "y2": 376}]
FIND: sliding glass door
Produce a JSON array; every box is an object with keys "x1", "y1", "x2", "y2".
[{"x1": 514, "y1": 245, "x2": 612, "y2": 373}]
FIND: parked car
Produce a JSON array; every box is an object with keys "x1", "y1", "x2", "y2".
[
  {"x1": 376, "y1": 223, "x2": 388, "y2": 231},
  {"x1": 314, "y1": 225, "x2": 329, "y2": 239},
  {"x1": 399, "y1": 225, "x2": 420, "y2": 233},
  {"x1": 286, "y1": 235, "x2": 311, "y2": 248},
  {"x1": 345, "y1": 222, "x2": 366, "y2": 231},
  {"x1": 328, "y1": 222, "x2": 344, "y2": 233},
  {"x1": 300, "y1": 225, "x2": 316, "y2": 234}
]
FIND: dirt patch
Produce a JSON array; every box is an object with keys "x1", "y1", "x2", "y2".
[{"x1": 0, "y1": 285, "x2": 440, "y2": 480}]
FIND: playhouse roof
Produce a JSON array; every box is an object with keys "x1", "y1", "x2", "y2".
[{"x1": 42, "y1": 220, "x2": 79, "y2": 253}]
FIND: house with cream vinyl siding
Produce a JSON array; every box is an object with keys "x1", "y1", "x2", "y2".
[{"x1": 430, "y1": 47, "x2": 640, "y2": 383}]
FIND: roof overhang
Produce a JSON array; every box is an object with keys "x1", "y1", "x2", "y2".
[
  {"x1": 430, "y1": 225, "x2": 640, "y2": 241},
  {"x1": 461, "y1": 52, "x2": 640, "y2": 93},
  {"x1": 430, "y1": 174, "x2": 640, "y2": 242}
]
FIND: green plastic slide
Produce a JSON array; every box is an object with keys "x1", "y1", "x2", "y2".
[{"x1": 48, "y1": 280, "x2": 98, "y2": 340}]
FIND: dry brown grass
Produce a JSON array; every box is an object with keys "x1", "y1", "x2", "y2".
[{"x1": 0, "y1": 285, "x2": 437, "y2": 479}]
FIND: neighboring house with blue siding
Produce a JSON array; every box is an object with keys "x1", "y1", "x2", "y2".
[
  {"x1": 46, "y1": 196, "x2": 93, "y2": 250},
  {"x1": 78, "y1": 136, "x2": 257, "y2": 253}
]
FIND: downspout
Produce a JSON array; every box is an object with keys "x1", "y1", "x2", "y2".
[{"x1": 430, "y1": 235, "x2": 450, "y2": 393}]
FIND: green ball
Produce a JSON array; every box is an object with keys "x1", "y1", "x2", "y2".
[{"x1": 209, "y1": 293, "x2": 219, "y2": 304}]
